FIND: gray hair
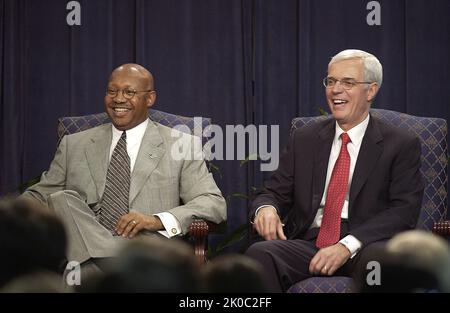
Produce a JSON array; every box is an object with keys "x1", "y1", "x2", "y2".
[
  {"x1": 329, "y1": 49, "x2": 383, "y2": 88},
  {"x1": 386, "y1": 230, "x2": 450, "y2": 292}
]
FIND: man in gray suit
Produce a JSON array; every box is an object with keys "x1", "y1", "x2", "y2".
[{"x1": 22, "y1": 64, "x2": 227, "y2": 272}]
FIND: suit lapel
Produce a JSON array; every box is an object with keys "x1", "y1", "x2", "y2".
[
  {"x1": 85, "y1": 125, "x2": 112, "y2": 199},
  {"x1": 348, "y1": 116, "x2": 383, "y2": 214},
  {"x1": 312, "y1": 120, "x2": 335, "y2": 212},
  {"x1": 129, "y1": 121, "x2": 165, "y2": 204}
]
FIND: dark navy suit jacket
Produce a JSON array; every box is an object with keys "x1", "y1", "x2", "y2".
[{"x1": 251, "y1": 115, "x2": 424, "y2": 246}]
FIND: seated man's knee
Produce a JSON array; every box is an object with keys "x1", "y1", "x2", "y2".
[
  {"x1": 50, "y1": 190, "x2": 82, "y2": 200},
  {"x1": 48, "y1": 190, "x2": 86, "y2": 212},
  {"x1": 245, "y1": 240, "x2": 276, "y2": 258}
]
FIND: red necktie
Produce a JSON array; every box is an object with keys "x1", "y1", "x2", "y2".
[{"x1": 316, "y1": 133, "x2": 351, "y2": 248}]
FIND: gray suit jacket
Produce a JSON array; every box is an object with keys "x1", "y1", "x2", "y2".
[{"x1": 24, "y1": 120, "x2": 226, "y2": 234}]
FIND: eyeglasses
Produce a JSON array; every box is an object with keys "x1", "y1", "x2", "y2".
[
  {"x1": 323, "y1": 77, "x2": 373, "y2": 90},
  {"x1": 106, "y1": 88, "x2": 154, "y2": 100}
]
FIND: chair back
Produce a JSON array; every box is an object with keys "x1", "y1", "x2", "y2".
[
  {"x1": 290, "y1": 108, "x2": 448, "y2": 230},
  {"x1": 57, "y1": 108, "x2": 211, "y2": 146}
]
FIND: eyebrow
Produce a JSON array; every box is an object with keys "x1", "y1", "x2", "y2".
[
  {"x1": 328, "y1": 76, "x2": 356, "y2": 80},
  {"x1": 107, "y1": 84, "x2": 135, "y2": 88},
  {"x1": 327, "y1": 76, "x2": 358, "y2": 82}
]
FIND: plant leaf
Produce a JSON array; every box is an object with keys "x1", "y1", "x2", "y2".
[
  {"x1": 18, "y1": 175, "x2": 41, "y2": 192},
  {"x1": 214, "y1": 224, "x2": 249, "y2": 253},
  {"x1": 207, "y1": 243, "x2": 214, "y2": 259},
  {"x1": 317, "y1": 107, "x2": 328, "y2": 116},
  {"x1": 208, "y1": 162, "x2": 223, "y2": 179},
  {"x1": 240, "y1": 154, "x2": 259, "y2": 166},
  {"x1": 226, "y1": 193, "x2": 249, "y2": 201}
]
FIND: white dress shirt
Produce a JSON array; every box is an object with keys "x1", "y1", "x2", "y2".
[
  {"x1": 310, "y1": 114, "x2": 370, "y2": 257},
  {"x1": 110, "y1": 118, "x2": 181, "y2": 238},
  {"x1": 256, "y1": 113, "x2": 370, "y2": 257}
]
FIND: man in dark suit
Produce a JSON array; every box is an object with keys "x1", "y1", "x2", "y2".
[{"x1": 245, "y1": 49, "x2": 424, "y2": 292}]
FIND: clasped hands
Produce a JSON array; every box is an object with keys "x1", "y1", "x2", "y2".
[
  {"x1": 253, "y1": 206, "x2": 351, "y2": 276},
  {"x1": 115, "y1": 212, "x2": 163, "y2": 238}
]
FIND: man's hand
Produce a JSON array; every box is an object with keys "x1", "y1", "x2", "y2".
[
  {"x1": 253, "y1": 206, "x2": 287, "y2": 241},
  {"x1": 116, "y1": 212, "x2": 163, "y2": 238},
  {"x1": 309, "y1": 243, "x2": 351, "y2": 276}
]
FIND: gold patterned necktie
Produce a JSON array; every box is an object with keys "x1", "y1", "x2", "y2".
[{"x1": 98, "y1": 131, "x2": 130, "y2": 234}]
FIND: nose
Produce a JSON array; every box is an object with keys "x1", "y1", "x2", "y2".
[{"x1": 113, "y1": 91, "x2": 127, "y2": 103}]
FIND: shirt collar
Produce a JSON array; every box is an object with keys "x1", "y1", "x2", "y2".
[
  {"x1": 334, "y1": 113, "x2": 370, "y2": 146},
  {"x1": 111, "y1": 118, "x2": 149, "y2": 144}
]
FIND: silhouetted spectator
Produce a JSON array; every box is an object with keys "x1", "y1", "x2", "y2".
[
  {"x1": 356, "y1": 230, "x2": 450, "y2": 292},
  {"x1": 204, "y1": 254, "x2": 271, "y2": 292},
  {"x1": 79, "y1": 235, "x2": 202, "y2": 292},
  {"x1": 0, "y1": 271, "x2": 71, "y2": 293},
  {"x1": 0, "y1": 198, "x2": 67, "y2": 288}
]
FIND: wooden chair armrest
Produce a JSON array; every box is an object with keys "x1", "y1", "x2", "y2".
[
  {"x1": 432, "y1": 220, "x2": 450, "y2": 236},
  {"x1": 188, "y1": 219, "x2": 227, "y2": 265},
  {"x1": 189, "y1": 219, "x2": 209, "y2": 265}
]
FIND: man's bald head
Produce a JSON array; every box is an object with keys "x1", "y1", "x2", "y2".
[
  {"x1": 105, "y1": 63, "x2": 157, "y2": 131},
  {"x1": 110, "y1": 63, "x2": 155, "y2": 90}
]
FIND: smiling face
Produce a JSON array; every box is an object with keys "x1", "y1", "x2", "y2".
[
  {"x1": 326, "y1": 59, "x2": 378, "y2": 131},
  {"x1": 104, "y1": 64, "x2": 156, "y2": 131}
]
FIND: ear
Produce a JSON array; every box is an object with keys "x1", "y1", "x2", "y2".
[
  {"x1": 146, "y1": 91, "x2": 156, "y2": 108},
  {"x1": 366, "y1": 83, "x2": 379, "y2": 102}
]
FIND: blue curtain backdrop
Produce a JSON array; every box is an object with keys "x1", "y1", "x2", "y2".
[{"x1": 1, "y1": 0, "x2": 450, "y2": 240}]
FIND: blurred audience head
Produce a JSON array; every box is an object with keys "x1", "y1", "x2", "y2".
[
  {"x1": 204, "y1": 254, "x2": 271, "y2": 293},
  {"x1": 358, "y1": 230, "x2": 450, "y2": 292},
  {"x1": 0, "y1": 271, "x2": 70, "y2": 293},
  {"x1": 80, "y1": 235, "x2": 202, "y2": 292},
  {"x1": 0, "y1": 198, "x2": 67, "y2": 288}
]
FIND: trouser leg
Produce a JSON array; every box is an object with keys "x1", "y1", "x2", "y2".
[
  {"x1": 245, "y1": 239, "x2": 319, "y2": 292},
  {"x1": 48, "y1": 190, "x2": 127, "y2": 264}
]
